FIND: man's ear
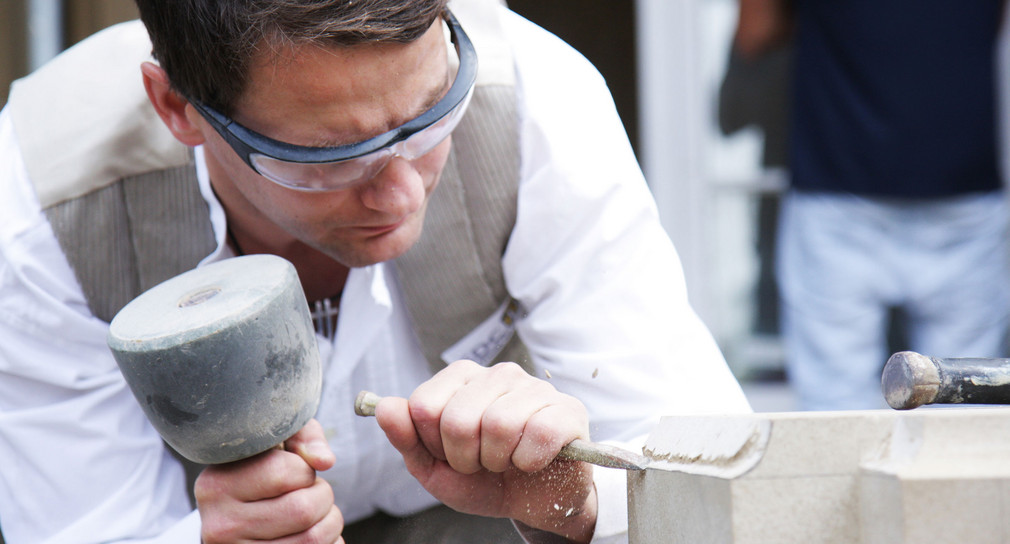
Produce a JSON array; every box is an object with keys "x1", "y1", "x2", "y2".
[{"x1": 141, "y1": 61, "x2": 206, "y2": 146}]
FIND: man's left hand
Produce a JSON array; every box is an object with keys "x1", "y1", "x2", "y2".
[{"x1": 374, "y1": 360, "x2": 597, "y2": 543}]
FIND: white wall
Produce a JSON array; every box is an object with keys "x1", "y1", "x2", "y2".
[{"x1": 636, "y1": 0, "x2": 770, "y2": 372}]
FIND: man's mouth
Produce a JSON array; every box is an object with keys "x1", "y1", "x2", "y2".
[{"x1": 356, "y1": 217, "x2": 407, "y2": 236}]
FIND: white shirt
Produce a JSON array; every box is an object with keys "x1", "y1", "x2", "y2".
[{"x1": 0, "y1": 9, "x2": 750, "y2": 544}]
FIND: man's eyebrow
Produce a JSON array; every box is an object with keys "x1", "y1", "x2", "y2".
[
  {"x1": 311, "y1": 66, "x2": 453, "y2": 148},
  {"x1": 395, "y1": 64, "x2": 453, "y2": 132},
  {"x1": 421, "y1": 67, "x2": 454, "y2": 113}
]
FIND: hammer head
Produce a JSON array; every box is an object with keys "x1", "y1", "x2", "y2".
[
  {"x1": 107, "y1": 255, "x2": 321, "y2": 464},
  {"x1": 881, "y1": 351, "x2": 940, "y2": 410}
]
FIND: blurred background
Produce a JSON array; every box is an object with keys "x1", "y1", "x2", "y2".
[
  {"x1": 1, "y1": 0, "x2": 139, "y2": 102},
  {"x1": 23, "y1": 0, "x2": 1010, "y2": 412}
]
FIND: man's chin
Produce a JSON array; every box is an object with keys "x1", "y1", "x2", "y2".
[{"x1": 327, "y1": 228, "x2": 422, "y2": 268}]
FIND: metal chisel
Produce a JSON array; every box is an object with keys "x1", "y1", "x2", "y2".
[{"x1": 353, "y1": 390, "x2": 650, "y2": 470}]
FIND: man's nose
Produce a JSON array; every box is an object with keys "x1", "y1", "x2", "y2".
[{"x1": 358, "y1": 156, "x2": 426, "y2": 216}]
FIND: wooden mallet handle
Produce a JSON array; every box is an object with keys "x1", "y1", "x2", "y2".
[{"x1": 882, "y1": 351, "x2": 1010, "y2": 410}]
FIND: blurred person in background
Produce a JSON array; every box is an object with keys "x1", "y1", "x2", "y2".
[{"x1": 734, "y1": 0, "x2": 1010, "y2": 410}]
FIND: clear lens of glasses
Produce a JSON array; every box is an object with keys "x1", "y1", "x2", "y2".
[{"x1": 251, "y1": 85, "x2": 474, "y2": 192}]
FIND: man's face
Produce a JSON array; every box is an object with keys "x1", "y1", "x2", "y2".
[{"x1": 198, "y1": 19, "x2": 453, "y2": 268}]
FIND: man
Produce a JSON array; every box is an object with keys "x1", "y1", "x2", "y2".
[
  {"x1": 0, "y1": 1, "x2": 750, "y2": 542},
  {"x1": 734, "y1": 0, "x2": 1010, "y2": 410}
]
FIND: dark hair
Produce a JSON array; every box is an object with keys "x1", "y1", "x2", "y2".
[{"x1": 134, "y1": 0, "x2": 448, "y2": 114}]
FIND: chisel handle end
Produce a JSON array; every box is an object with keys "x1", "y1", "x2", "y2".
[{"x1": 354, "y1": 390, "x2": 382, "y2": 417}]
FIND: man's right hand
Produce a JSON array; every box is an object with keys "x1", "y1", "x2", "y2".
[{"x1": 195, "y1": 418, "x2": 344, "y2": 543}]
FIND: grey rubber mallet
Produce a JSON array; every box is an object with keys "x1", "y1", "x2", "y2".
[{"x1": 107, "y1": 255, "x2": 322, "y2": 464}]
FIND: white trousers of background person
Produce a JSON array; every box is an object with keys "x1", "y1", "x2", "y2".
[{"x1": 777, "y1": 190, "x2": 1010, "y2": 410}]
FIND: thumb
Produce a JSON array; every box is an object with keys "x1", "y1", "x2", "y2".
[
  {"x1": 374, "y1": 396, "x2": 419, "y2": 454},
  {"x1": 283, "y1": 418, "x2": 335, "y2": 471},
  {"x1": 375, "y1": 397, "x2": 441, "y2": 482}
]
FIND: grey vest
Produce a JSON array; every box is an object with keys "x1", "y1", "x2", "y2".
[{"x1": 7, "y1": 0, "x2": 529, "y2": 374}]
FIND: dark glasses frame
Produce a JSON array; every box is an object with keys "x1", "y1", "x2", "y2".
[{"x1": 188, "y1": 10, "x2": 477, "y2": 172}]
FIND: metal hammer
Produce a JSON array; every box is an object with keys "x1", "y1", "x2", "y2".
[{"x1": 882, "y1": 351, "x2": 1010, "y2": 410}]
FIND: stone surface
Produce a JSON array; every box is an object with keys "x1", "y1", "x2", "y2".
[{"x1": 629, "y1": 408, "x2": 1010, "y2": 543}]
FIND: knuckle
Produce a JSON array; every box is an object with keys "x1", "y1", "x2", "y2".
[
  {"x1": 313, "y1": 479, "x2": 336, "y2": 510},
  {"x1": 300, "y1": 522, "x2": 337, "y2": 544},
  {"x1": 481, "y1": 405, "x2": 520, "y2": 442},
  {"x1": 194, "y1": 470, "x2": 228, "y2": 504},
  {"x1": 285, "y1": 488, "x2": 326, "y2": 527},
  {"x1": 200, "y1": 516, "x2": 240, "y2": 543},
  {"x1": 290, "y1": 505, "x2": 319, "y2": 530},
  {"x1": 439, "y1": 407, "x2": 477, "y2": 441},
  {"x1": 442, "y1": 359, "x2": 480, "y2": 375},
  {"x1": 255, "y1": 458, "x2": 294, "y2": 490},
  {"x1": 407, "y1": 396, "x2": 439, "y2": 424},
  {"x1": 489, "y1": 361, "x2": 527, "y2": 379},
  {"x1": 521, "y1": 415, "x2": 556, "y2": 445}
]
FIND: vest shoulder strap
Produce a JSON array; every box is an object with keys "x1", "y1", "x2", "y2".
[
  {"x1": 395, "y1": 82, "x2": 530, "y2": 373},
  {"x1": 8, "y1": 20, "x2": 190, "y2": 210},
  {"x1": 43, "y1": 161, "x2": 217, "y2": 322},
  {"x1": 396, "y1": 0, "x2": 530, "y2": 373},
  {"x1": 6, "y1": 19, "x2": 215, "y2": 321}
]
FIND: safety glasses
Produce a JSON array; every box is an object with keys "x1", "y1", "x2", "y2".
[{"x1": 189, "y1": 11, "x2": 476, "y2": 192}]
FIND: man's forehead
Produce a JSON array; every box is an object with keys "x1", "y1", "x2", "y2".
[
  {"x1": 242, "y1": 15, "x2": 449, "y2": 92},
  {"x1": 232, "y1": 20, "x2": 451, "y2": 146}
]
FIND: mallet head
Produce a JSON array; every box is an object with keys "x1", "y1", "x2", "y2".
[{"x1": 107, "y1": 255, "x2": 321, "y2": 464}]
